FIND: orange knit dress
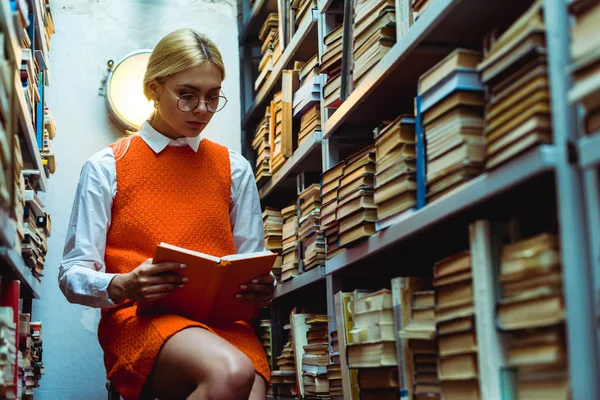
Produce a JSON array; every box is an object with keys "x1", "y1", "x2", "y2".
[{"x1": 97, "y1": 135, "x2": 269, "y2": 400}]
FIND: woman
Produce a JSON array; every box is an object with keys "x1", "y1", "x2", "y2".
[{"x1": 58, "y1": 28, "x2": 274, "y2": 400}]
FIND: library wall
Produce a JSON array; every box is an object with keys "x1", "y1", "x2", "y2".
[{"x1": 32, "y1": 1, "x2": 241, "y2": 398}]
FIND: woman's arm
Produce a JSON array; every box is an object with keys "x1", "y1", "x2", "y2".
[{"x1": 58, "y1": 148, "x2": 119, "y2": 308}]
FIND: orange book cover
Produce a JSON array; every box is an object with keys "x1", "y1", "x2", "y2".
[{"x1": 136, "y1": 243, "x2": 277, "y2": 325}]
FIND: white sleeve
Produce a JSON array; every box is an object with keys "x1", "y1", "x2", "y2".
[
  {"x1": 229, "y1": 150, "x2": 266, "y2": 254},
  {"x1": 58, "y1": 147, "x2": 119, "y2": 309}
]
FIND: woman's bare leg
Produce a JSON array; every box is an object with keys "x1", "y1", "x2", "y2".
[
  {"x1": 248, "y1": 373, "x2": 267, "y2": 400},
  {"x1": 147, "y1": 327, "x2": 256, "y2": 400}
]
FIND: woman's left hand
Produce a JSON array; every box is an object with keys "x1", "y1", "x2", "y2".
[{"x1": 237, "y1": 274, "x2": 275, "y2": 309}]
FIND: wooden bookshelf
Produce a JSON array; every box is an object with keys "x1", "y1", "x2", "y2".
[{"x1": 238, "y1": 0, "x2": 600, "y2": 397}]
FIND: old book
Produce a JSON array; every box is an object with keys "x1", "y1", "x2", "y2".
[{"x1": 136, "y1": 243, "x2": 277, "y2": 324}]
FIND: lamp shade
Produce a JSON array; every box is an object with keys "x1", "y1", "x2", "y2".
[{"x1": 106, "y1": 50, "x2": 154, "y2": 131}]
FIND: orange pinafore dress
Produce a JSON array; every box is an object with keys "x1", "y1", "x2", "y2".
[{"x1": 97, "y1": 135, "x2": 269, "y2": 400}]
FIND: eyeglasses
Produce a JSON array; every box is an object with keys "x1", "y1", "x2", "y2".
[{"x1": 161, "y1": 84, "x2": 228, "y2": 113}]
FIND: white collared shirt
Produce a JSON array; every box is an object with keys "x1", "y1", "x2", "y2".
[{"x1": 58, "y1": 122, "x2": 266, "y2": 308}]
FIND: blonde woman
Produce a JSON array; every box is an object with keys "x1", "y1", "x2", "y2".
[{"x1": 59, "y1": 29, "x2": 274, "y2": 400}]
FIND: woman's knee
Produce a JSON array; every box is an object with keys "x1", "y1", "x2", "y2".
[{"x1": 205, "y1": 350, "x2": 255, "y2": 399}]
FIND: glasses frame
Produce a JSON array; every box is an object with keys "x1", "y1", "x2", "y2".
[{"x1": 161, "y1": 83, "x2": 228, "y2": 113}]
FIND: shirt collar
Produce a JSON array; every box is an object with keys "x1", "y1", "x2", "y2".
[{"x1": 139, "y1": 121, "x2": 202, "y2": 153}]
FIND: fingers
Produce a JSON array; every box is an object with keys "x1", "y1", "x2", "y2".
[
  {"x1": 142, "y1": 283, "x2": 183, "y2": 295},
  {"x1": 245, "y1": 274, "x2": 275, "y2": 285},
  {"x1": 145, "y1": 262, "x2": 187, "y2": 275},
  {"x1": 144, "y1": 274, "x2": 187, "y2": 286},
  {"x1": 236, "y1": 292, "x2": 272, "y2": 303},
  {"x1": 239, "y1": 282, "x2": 274, "y2": 294}
]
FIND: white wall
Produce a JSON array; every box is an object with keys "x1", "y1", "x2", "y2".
[{"x1": 34, "y1": 1, "x2": 241, "y2": 398}]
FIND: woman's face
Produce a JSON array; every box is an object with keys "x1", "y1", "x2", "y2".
[{"x1": 151, "y1": 63, "x2": 223, "y2": 139}]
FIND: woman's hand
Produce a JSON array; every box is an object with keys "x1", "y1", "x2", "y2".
[
  {"x1": 237, "y1": 274, "x2": 275, "y2": 309},
  {"x1": 108, "y1": 258, "x2": 188, "y2": 304}
]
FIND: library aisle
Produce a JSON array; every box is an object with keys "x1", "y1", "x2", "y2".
[{"x1": 238, "y1": 0, "x2": 600, "y2": 399}]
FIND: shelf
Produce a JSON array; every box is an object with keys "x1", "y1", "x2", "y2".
[
  {"x1": 579, "y1": 133, "x2": 600, "y2": 170},
  {"x1": 15, "y1": 75, "x2": 48, "y2": 192},
  {"x1": 0, "y1": 247, "x2": 40, "y2": 299},
  {"x1": 242, "y1": 17, "x2": 319, "y2": 129},
  {"x1": 0, "y1": 207, "x2": 15, "y2": 248},
  {"x1": 323, "y1": 0, "x2": 534, "y2": 140},
  {"x1": 259, "y1": 131, "x2": 322, "y2": 202},
  {"x1": 274, "y1": 265, "x2": 325, "y2": 299},
  {"x1": 239, "y1": 0, "x2": 279, "y2": 44},
  {"x1": 325, "y1": 145, "x2": 557, "y2": 274}
]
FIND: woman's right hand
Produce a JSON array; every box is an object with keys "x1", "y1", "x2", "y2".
[{"x1": 107, "y1": 258, "x2": 188, "y2": 304}]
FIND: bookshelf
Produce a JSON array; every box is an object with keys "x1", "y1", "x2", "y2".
[
  {"x1": 238, "y1": 0, "x2": 600, "y2": 398},
  {"x1": 239, "y1": 0, "x2": 279, "y2": 44},
  {"x1": 0, "y1": 0, "x2": 55, "y2": 397}
]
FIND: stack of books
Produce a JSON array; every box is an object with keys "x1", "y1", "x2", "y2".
[
  {"x1": 252, "y1": 107, "x2": 272, "y2": 186},
  {"x1": 22, "y1": 190, "x2": 48, "y2": 281},
  {"x1": 568, "y1": 0, "x2": 600, "y2": 135},
  {"x1": 302, "y1": 314, "x2": 330, "y2": 397},
  {"x1": 291, "y1": 0, "x2": 317, "y2": 31},
  {"x1": 396, "y1": 278, "x2": 440, "y2": 400},
  {"x1": 255, "y1": 13, "x2": 279, "y2": 92},
  {"x1": 18, "y1": 313, "x2": 34, "y2": 396},
  {"x1": 0, "y1": 307, "x2": 17, "y2": 397},
  {"x1": 13, "y1": 139, "x2": 25, "y2": 253},
  {"x1": 262, "y1": 207, "x2": 283, "y2": 280},
  {"x1": 269, "y1": 91, "x2": 288, "y2": 173},
  {"x1": 321, "y1": 24, "x2": 344, "y2": 109},
  {"x1": 258, "y1": 319, "x2": 272, "y2": 367},
  {"x1": 497, "y1": 233, "x2": 569, "y2": 398},
  {"x1": 478, "y1": 0, "x2": 552, "y2": 170},
  {"x1": 281, "y1": 203, "x2": 299, "y2": 282},
  {"x1": 418, "y1": 48, "x2": 486, "y2": 203},
  {"x1": 30, "y1": 321, "x2": 44, "y2": 388},
  {"x1": 374, "y1": 114, "x2": 417, "y2": 231},
  {"x1": 347, "y1": 289, "x2": 398, "y2": 399},
  {"x1": 352, "y1": 0, "x2": 396, "y2": 88},
  {"x1": 272, "y1": 323, "x2": 297, "y2": 397},
  {"x1": 298, "y1": 184, "x2": 325, "y2": 271},
  {"x1": 320, "y1": 161, "x2": 344, "y2": 259},
  {"x1": 293, "y1": 54, "x2": 320, "y2": 118},
  {"x1": 336, "y1": 146, "x2": 377, "y2": 248},
  {"x1": 434, "y1": 251, "x2": 480, "y2": 400},
  {"x1": 327, "y1": 330, "x2": 343, "y2": 398}
]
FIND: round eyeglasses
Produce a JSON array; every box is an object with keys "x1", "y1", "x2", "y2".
[{"x1": 162, "y1": 84, "x2": 228, "y2": 113}]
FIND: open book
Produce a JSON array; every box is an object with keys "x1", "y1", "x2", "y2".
[{"x1": 136, "y1": 242, "x2": 278, "y2": 325}]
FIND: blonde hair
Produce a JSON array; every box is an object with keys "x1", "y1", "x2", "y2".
[{"x1": 143, "y1": 28, "x2": 225, "y2": 101}]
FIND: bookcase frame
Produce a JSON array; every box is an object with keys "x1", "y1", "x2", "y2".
[{"x1": 237, "y1": 0, "x2": 600, "y2": 398}]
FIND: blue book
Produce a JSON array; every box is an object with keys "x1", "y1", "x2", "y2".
[{"x1": 35, "y1": 73, "x2": 44, "y2": 150}]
